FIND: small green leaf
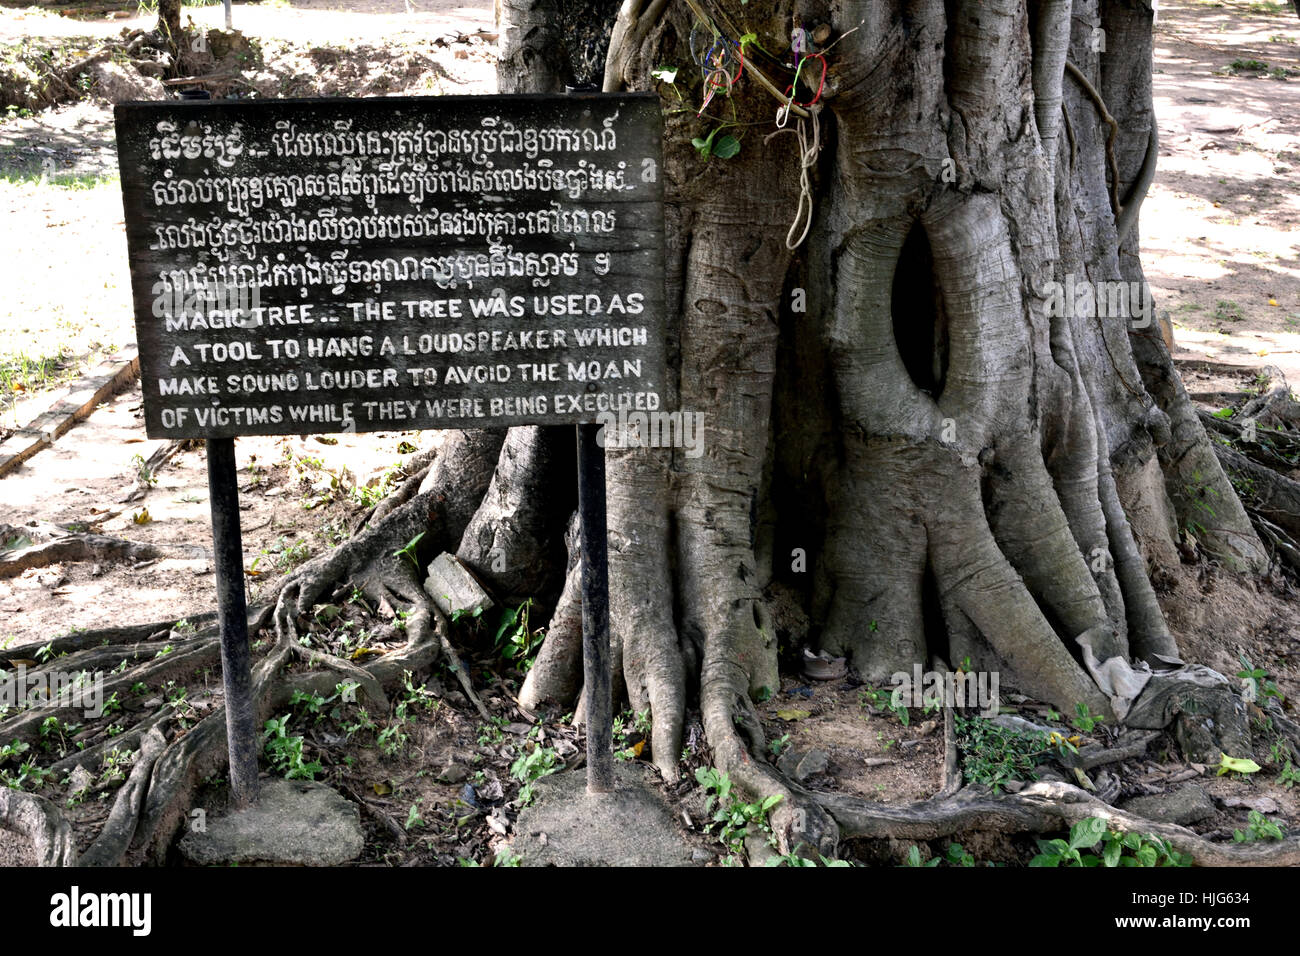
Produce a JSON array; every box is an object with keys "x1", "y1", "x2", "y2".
[
  {"x1": 712, "y1": 134, "x2": 741, "y2": 159},
  {"x1": 1103, "y1": 839, "x2": 1122, "y2": 868},
  {"x1": 1069, "y1": 816, "x2": 1108, "y2": 850},
  {"x1": 1218, "y1": 754, "x2": 1262, "y2": 776}
]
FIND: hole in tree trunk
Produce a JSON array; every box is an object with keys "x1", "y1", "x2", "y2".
[{"x1": 890, "y1": 220, "x2": 948, "y2": 397}]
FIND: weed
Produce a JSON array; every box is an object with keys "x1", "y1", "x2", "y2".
[
  {"x1": 954, "y1": 715, "x2": 1055, "y2": 792},
  {"x1": 404, "y1": 800, "x2": 425, "y2": 830},
  {"x1": 1030, "y1": 817, "x2": 1191, "y2": 867},
  {"x1": 262, "y1": 715, "x2": 323, "y2": 780},
  {"x1": 1277, "y1": 761, "x2": 1300, "y2": 789},
  {"x1": 1237, "y1": 653, "x2": 1284, "y2": 704},
  {"x1": 1070, "y1": 702, "x2": 1104, "y2": 733},
  {"x1": 860, "y1": 685, "x2": 910, "y2": 725},
  {"x1": 695, "y1": 766, "x2": 783, "y2": 861},
  {"x1": 904, "y1": 843, "x2": 980, "y2": 867},
  {"x1": 100, "y1": 746, "x2": 135, "y2": 786},
  {"x1": 1229, "y1": 58, "x2": 1269, "y2": 73},
  {"x1": 393, "y1": 531, "x2": 425, "y2": 571},
  {"x1": 1233, "y1": 809, "x2": 1285, "y2": 843},
  {"x1": 510, "y1": 731, "x2": 562, "y2": 805},
  {"x1": 493, "y1": 599, "x2": 545, "y2": 670}
]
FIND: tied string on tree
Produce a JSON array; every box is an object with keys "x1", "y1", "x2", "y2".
[
  {"x1": 679, "y1": 0, "x2": 812, "y2": 120},
  {"x1": 689, "y1": 18, "x2": 744, "y2": 116},
  {"x1": 770, "y1": 25, "x2": 828, "y2": 248},
  {"x1": 674, "y1": 2, "x2": 860, "y2": 247}
]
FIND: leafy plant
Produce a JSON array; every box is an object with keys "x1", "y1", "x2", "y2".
[
  {"x1": 1237, "y1": 653, "x2": 1284, "y2": 704},
  {"x1": 404, "y1": 800, "x2": 425, "y2": 830},
  {"x1": 1070, "y1": 702, "x2": 1104, "y2": 733},
  {"x1": 1030, "y1": 817, "x2": 1191, "y2": 867},
  {"x1": 1278, "y1": 760, "x2": 1300, "y2": 789},
  {"x1": 904, "y1": 843, "x2": 980, "y2": 867},
  {"x1": 493, "y1": 599, "x2": 545, "y2": 670},
  {"x1": 695, "y1": 766, "x2": 783, "y2": 860},
  {"x1": 130, "y1": 453, "x2": 158, "y2": 487},
  {"x1": 39, "y1": 715, "x2": 81, "y2": 756},
  {"x1": 100, "y1": 746, "x2": 135, "y2": 786},
  {"x1": 691, "y1": 125, "x2": 741, "y2": 161},
  {"x1": 954, "y1": 715, "x2": 1055, "y2": 792},
  {"x1": 262, "y1": 715, "x2": 323, "y2": 780},
  {"x1": 493, "y1": 846, "x2": 523, "y2": 867},
  {"x1": 613, "y1": 708, "x2": 651, "y2": 761},
  {"x1": 393, "y1": 531, "x2": 426, "y2": 571},
  {"x1": 1233, "y1": 810, "x2": 1285, "y2": 843},
  {"x1": 0, "y1": 739, "x2": 30, "y2": 763},
  {"x1": 860, "y1": 685, "x2": 910, "y2": 725},
  {"x1": 510, "y1": 732, "x2": 562, "y2": 806}
]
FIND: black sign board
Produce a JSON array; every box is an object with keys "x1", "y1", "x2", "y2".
[{"x1": 114, "y1": 94, "x2": 667, "y2": 439}]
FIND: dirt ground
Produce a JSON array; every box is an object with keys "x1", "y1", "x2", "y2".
[
  {"x1": 1147, "y1": 0, "x2": 1300, "y2": 382},
  {"x1": 0, "y1": 0, "x2": 1298, "y2": 867}
]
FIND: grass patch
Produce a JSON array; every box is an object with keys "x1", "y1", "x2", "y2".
[
  {"x1": 0, "y1": 171, "x2": 119, "y2": 190},
  {"x1": 0, "y1": 349, "x2": 76, "y2": 416},
  {"x1": 1229, "y1": 58, "x2": 1270, "y2": 74}
]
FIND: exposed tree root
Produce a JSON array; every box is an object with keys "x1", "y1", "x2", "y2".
[
  {"x1": 128, "y1": 638, "x2": 295, "y2": 863},
  {"x1": 0, "y1": 636, "x2": 221, "y2": 748},
  {"x1": 121, "y1": 439, "x2": 192, "y2": 504},
  {"x1": 0, "y1": 789, "x2": 76, "y2": 866},
  {"x1": 48, "y1": 706, "x2": 174, "y2": 778},
  {"x1": 813, "y1": 780, "x2": 1300, "y2": 866},
  {"x1": 0, "y1": 529, "x2": 165, "y2": 579},
  {"x1": 1212, "y1": 443, "x2": 1300, "y2": 547},
  {"x1": 78, "y1": 726, "x2": 167, "y2": 866}
]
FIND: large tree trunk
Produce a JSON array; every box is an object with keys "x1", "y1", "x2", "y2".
[{"x1": 493, "y1": 0, "x2": 1272, "y2": 845}]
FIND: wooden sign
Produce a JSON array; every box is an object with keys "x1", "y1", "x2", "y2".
[{"x1": 114, "y1": 94, "x2": 667, "y2": 439}]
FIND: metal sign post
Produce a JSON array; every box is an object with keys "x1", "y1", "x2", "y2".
[
  {"x1": 205, "y1": 437, "x2": 260, "y2": 809},
  {"x1": 576, "y1": 423, "x2": 614, "y2": 793}
]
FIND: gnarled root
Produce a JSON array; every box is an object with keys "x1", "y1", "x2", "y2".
[
  {"x1": 816, "y1": 780, "x2": 1300, "y2": 866},
  {"x1": 0, "y1": 788, "x2": 76, "y2": 866}
]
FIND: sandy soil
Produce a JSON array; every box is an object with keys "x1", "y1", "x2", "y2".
[
  {"x1": 0, "y1": 0, "x2": 494, "y2": 45},
  {"x1": 1147, "y1": 0, "x2": 1300, "y2": 381}
]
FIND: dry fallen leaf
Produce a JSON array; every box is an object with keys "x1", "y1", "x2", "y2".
[
  {"x1": 776, "y1": 709, "x2": 811, "y2": 721},
  {"x1": 131, "y1": 508, "x2": 152, "y2": 525}
]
